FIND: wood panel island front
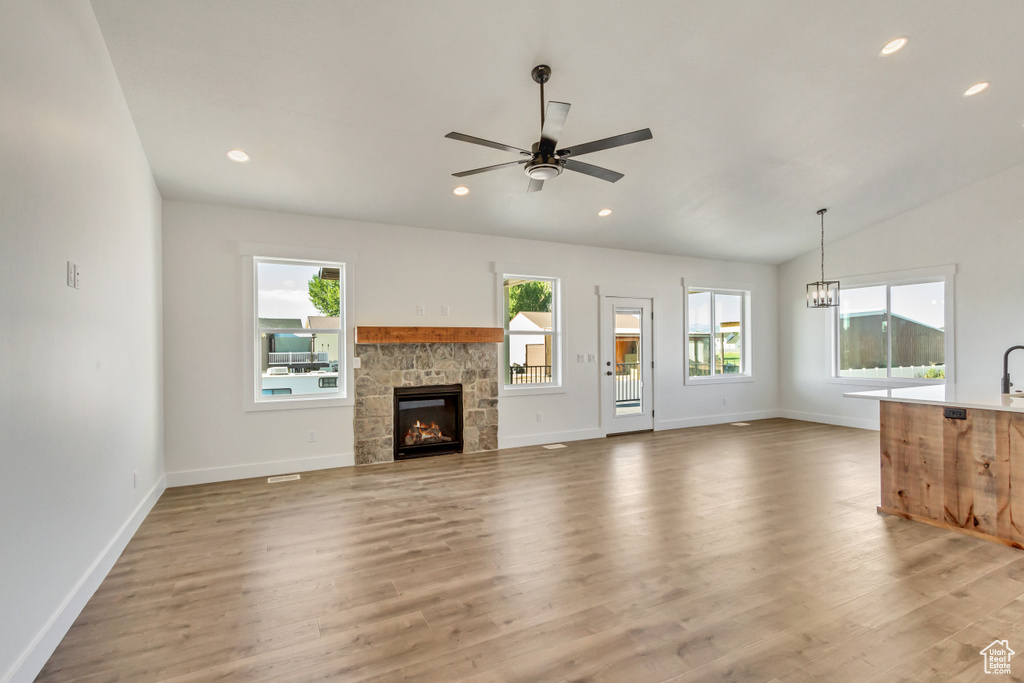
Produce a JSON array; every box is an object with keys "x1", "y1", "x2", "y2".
[{"x1": 847, "y1": 385, "x2": 1024, "y2": 549}]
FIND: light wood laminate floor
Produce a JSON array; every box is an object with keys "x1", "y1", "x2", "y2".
[{"x1": 39, "y1": 419, "x2": 1024, "y2": 682}]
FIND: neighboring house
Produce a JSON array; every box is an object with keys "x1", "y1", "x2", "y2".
[
  {"x1": 258, "y1": 318, "x2": 303, "y2": 329},
  {"x1": 839, "y1": 311, "x2": 944, "y2": 371},
  {"x1": 688, "y1": 320, "x2": 742, "y2": 374},
  {"x1": 508, "y1": 311, "x2": 552, "y2": 369},
  {"x1": 259, "y1": 317, "x2": 335, "y2": 374},
  {"x1": 615, "y1": 313, "x2": 640, "y2": 366},
  {"x1": 306, "y1": 316, "x2": 341, "y2": 369},
  {"x1": 258, "y1": 318, "x2": 303, "y2": 373}
]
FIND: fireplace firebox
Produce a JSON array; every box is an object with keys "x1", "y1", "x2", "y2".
[{"x1": 393, "y1": 384, "x2": 463, "y2": 460}]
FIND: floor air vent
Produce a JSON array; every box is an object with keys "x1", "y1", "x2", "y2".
[
  {"x1": 268, "y1": 474, "x2": 301, "y2": 483},
  {"x1": 542, "y1": 444, "x2": 567, "y2": 449},
  {"x1": 731, "y1": 422, "x2": 751, "y2": 427}
]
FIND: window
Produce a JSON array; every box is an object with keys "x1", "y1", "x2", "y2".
[
  {"x1": 253, "y1": 257, "x2": 346, "y2": 403},
  {"x1": 835, "y1": 279, "x2": 947, "y2": 382},
  {"x1": 686, "y1": 288, "x2": 750, "y2": 381},
  {"x1": 502, "y1": 274, "x2": 561, "y2": 388}
]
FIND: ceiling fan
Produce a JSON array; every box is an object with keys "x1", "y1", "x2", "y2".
[{"x1": 445, "y1": 64, "x2": 653, "y2": 192}]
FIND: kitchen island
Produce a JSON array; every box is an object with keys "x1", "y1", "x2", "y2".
[{"x1": 847, "y1": 384, "x2": 1024, "y2": 549}]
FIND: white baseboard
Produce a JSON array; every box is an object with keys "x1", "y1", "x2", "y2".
[
  {"x1": 776, "y1": 409, "x2": 879, "y2": 431},
  {"x1": 5, "y1": 475, "x2": 166, "y2": 683},
  {"x1": 165, "y1": 452, "x2": 354, "y2": 487},
  {"x1": 499, "y1": 428, "x2": 604, "y2": 450},
  {"x1": 655, "y1": 409, "x2": 782, "y2": 431}
]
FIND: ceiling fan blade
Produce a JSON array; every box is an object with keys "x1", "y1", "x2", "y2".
[
  {"x1": 445, "y1": 132, "x2": 531, "y2": 155},
  {"x1": 452, "y1": 159, "x2": 528, "y2": 177},
  {"x1": 539, "y1": 101, "x2": 571, "y2": 152},
  {"x1": 527, "y1": 177, "x2": 545, "y2": 193},
  {"x1": 557, "y1": 128, "x2": 653, "y2": 158},
  {"x1": 562, "y1": 159, "x2": 624, "y2": 183}
]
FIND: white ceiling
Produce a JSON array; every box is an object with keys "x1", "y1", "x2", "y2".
[{"x1": 89, "y1": 0, "x2": 1024, "y2": 264}]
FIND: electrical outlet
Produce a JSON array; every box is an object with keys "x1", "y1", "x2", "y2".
[
  {"x1": 352, "y1": 357, "x2": 361, "y2": 368},
  {"x1": 587, "y1": 354, "x2": 596, "y2": 363},
  {"x1": 67, "y1": 261, "x2": 75, "y2": 287},
  {"x1": 577, "y1": 353, "x2": 585, "y2": 363},
  {"x1": 536, "y1": 412, "x2": 543, "y2": 422},
  {"x1": 442, "y1": 305, "x2": 450, "y2": 316},
  {"x1": 133, "y1": 470, "x2": 137, "y2": 489},
  {"x1": 722, "y1": 397, "x2": 729, "y2": 406},
  {"x1": 74, "y1": 265, "x2": 80, "y2": 289},
  {"x1": 307, "y1": 430, "x2": 316, "y2": 442},
  {"x1": 416, "y1": 304, "x2": 425, "y2": 316}
]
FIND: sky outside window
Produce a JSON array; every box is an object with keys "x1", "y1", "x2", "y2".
[{"x1": 257, "y1": 262, "x2": 323, "y2": 321}]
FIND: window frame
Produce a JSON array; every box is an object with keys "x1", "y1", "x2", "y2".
[
  {"x1": 494, "y1": 262, "x2": 566, "y2": 396},
  {"x1": 683, "y1": 281, "x2": 753, "y2": 385},
  {"x1": 241, "y1": 243, "x2": 356, "y2": 412},
  {"x1": 828, "y1": 265, "x2": 955, "y2": 387}
]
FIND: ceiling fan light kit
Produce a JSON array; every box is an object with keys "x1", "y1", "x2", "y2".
[
  {"x1": 806, "y1": 208, "x2": 840, "y2": 308},
  {"x1": 445, "y1": 64, "x2": 652, "y2": 192}
]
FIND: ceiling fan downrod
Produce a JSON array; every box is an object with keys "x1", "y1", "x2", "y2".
[{"x1": 532, "y1": 64, "x2": 551, "y2": 131}]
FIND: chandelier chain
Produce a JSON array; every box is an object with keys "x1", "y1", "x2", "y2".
[
  {"x1": 820, "y1": 211, "x2": 825, "y2": 281},
  {"x1": 818, "y1": 208, "x2": 827, "y2": 282}
]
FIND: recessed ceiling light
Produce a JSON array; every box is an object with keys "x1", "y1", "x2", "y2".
[
  {"x1": 598, "y1": 209, "x2": 612, "y2": 217},
  {"x1": 964, "y1": 82, "x2": 989, "y2": 97},
  {"x1": 226, "y1": 149, "x2": 249, "y2": 162},
  {"x1": 453, "y1": 186, "x2": 469, "y2": 196},
  {"x1": 880, "y1": 37, "x2": 908, "y2": 55}
]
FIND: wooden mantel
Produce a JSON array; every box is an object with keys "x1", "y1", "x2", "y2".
[{"x1": 355, "y1": 326, "x2": 504, "y2": 344}]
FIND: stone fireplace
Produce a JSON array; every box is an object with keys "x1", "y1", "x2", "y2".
[{"x1": 353, "y1": 330, "x2": 500, "y2": 465}]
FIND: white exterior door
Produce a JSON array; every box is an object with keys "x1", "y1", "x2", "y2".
[{"x1": 601, "y1": 297, "x2": 654, "y2": 434}]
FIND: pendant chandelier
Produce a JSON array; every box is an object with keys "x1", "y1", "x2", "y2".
[{"x1": 806, "y1": 208, "x2": 839, "y2": 308}]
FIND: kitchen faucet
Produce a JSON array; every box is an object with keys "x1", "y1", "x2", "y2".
[{"x1": 1003, "y1": 345, "x2": 1024, "y2": 394}]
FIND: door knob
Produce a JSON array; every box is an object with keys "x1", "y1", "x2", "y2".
[
  {"x1": 606, "y1": 371, "x2": 613, "y2": 376},
  {"x1": 606, "y1": 361, "x2": 611, "y2": 366}
]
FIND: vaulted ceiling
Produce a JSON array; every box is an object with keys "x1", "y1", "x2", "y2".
[{"x1": 90, "y1": 0, "x2": 1024, "y2": 264}]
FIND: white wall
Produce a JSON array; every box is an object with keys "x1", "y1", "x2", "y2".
[
  {"x1": 0, "y1": 3, "x2": 164, "y2": 681},
  {"x1": 778, "y1": 161, "x2": 1024, "y2": 429},
  {"x1": 162, "y1": 200, "x2": 779, "y2": 483}
]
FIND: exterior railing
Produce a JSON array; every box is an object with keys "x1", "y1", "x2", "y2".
[
  {"x1": 508, "y1": 365, "x2": 552, "y2": 384},
  {"x1": 269, "y1": 351, "x2": 329, "y2": 365},
  {"x1": 616, "y1": 362, "x2": 640, "y2": 403},
  {"x1": 688, "y1": 360, "x2": 740, "y2": 376}
]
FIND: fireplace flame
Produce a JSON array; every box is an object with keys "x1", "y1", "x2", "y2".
[{"x1": 404, "y1": 420, "x2": 452, "y2": 446}]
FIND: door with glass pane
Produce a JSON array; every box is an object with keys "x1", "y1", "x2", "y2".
[{"x1": 602, "y1": 297, "x2": 654, "y2": 434}]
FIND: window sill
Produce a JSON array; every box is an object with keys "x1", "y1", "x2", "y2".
[
  {"x1": 684, "y1": 374, "x2": 754, "y2": 386},
  {"x1": 245, "y1": 395, "x2": 354, "y2": 412},
  {"x1": 499, "y1": 384, "x2": 566, "y2": 397}
]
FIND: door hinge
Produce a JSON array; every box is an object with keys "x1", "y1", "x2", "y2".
[
  {"x1": 651, "y1": 310, "x2": 654, "y2": 320},
  {"x1": 651, "y1": 361, "x2": 654, "y2": 369}
]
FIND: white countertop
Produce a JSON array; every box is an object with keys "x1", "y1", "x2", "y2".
[{"x1": 844, "y1": 383, "x2": 1024, "y2": 413}]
